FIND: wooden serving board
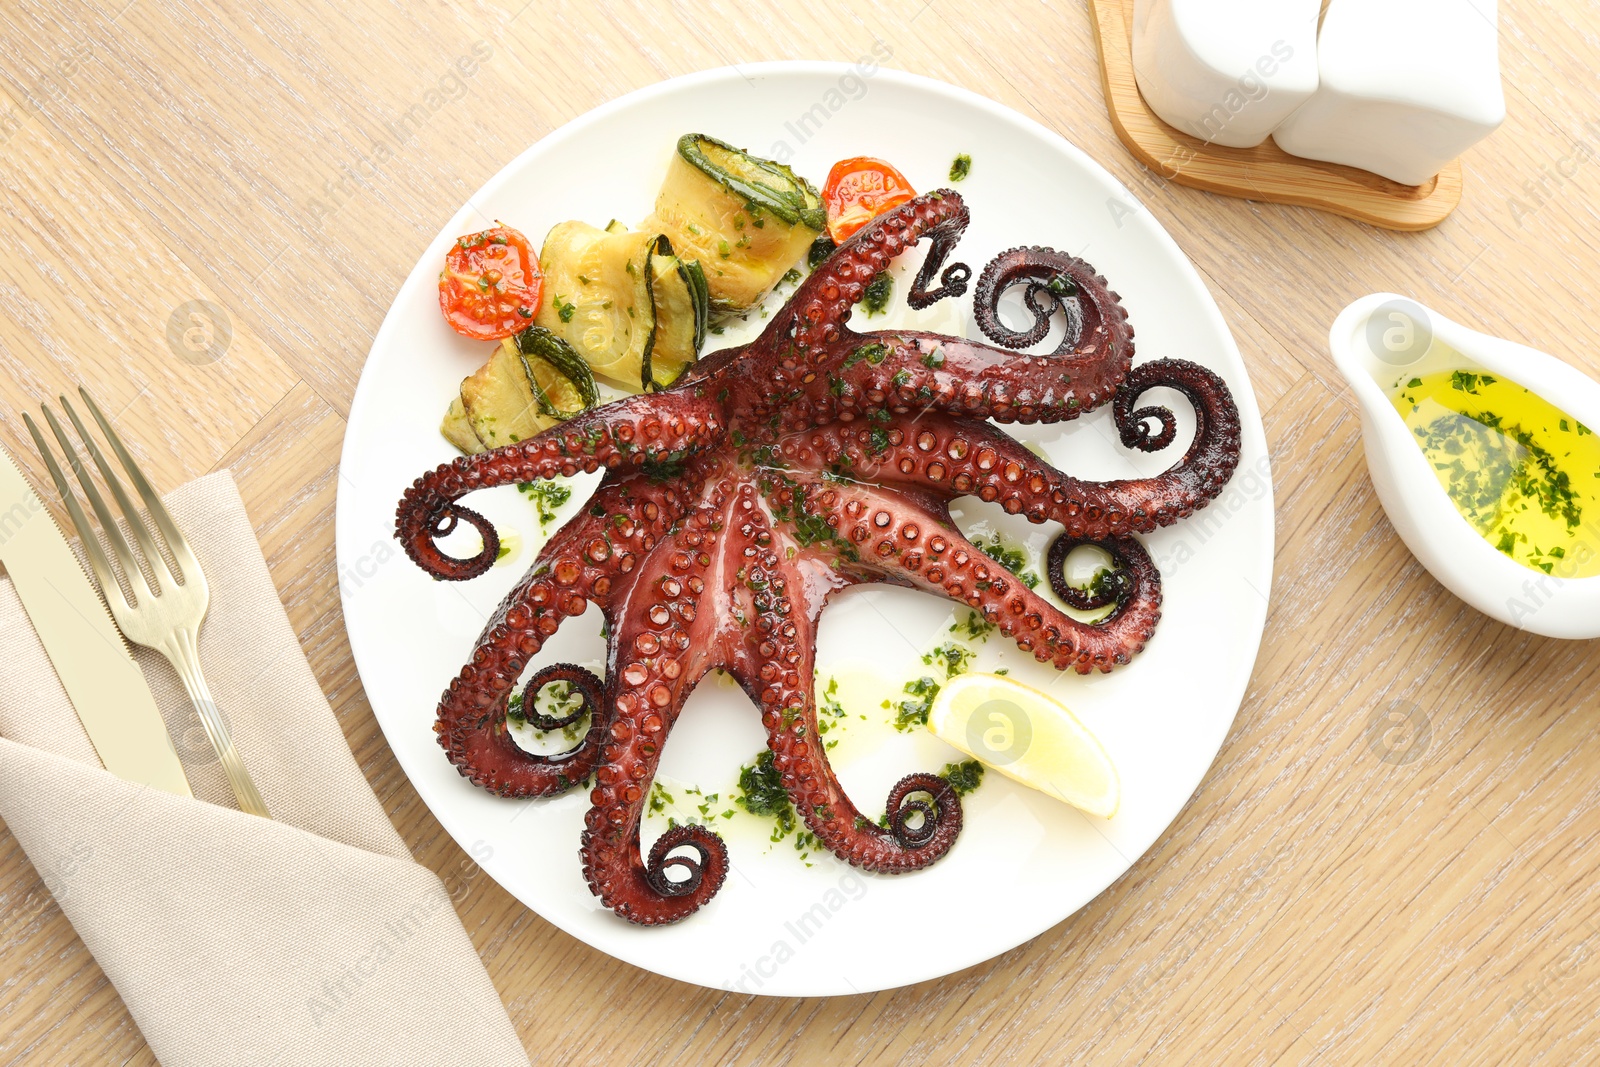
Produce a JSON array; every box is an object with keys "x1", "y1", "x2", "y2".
[{"x1": 1088, "y1": 0, "x2": 1463, "y2": 231}]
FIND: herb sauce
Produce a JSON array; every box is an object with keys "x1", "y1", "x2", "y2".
[
  {"x1": 735, "y1": 749, "x2": 795, "y2": 831},
  {"x1": 941, "y1": 759, "x2": 984, "y2": 795},
  {"x1": 861, "y1": 271, "x2": 893, "y2": 316},
  {"x1": 517, "y1": 479, "x2": 571, "y2": 530},
  {"x1": 971, "y1": 533, "x2": 1041, "y2": 589},
  {"x1": 1390, "y1": 369, "x2": 1600, "y2": 577},
  {"x1": 807, "y1": 235, "x2": 836, "y2": 269}
]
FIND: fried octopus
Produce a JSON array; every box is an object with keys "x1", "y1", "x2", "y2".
[{"x1": 395, "y1": 190, "x2": 1242, "y2": 925}]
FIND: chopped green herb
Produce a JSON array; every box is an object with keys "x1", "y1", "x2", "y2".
[
  {"x1": 861, "y1": 271, "x2": 893, "y2": 316},
  {"x1": 941, "y1": 759, "x2": 984, "y2": 795},
  {"x1": 808, "y1": 235, "x2": 837, "y2": 269},
  {"x1": 648, "y1": 781, "x2": 673, "y2": 816},
  {"x1": 922, "y1": 642, "x2": 974, "y2": 678},
  {"x1": 894, "y1": 676, "x2": 941, "y2": 731},
  {"x1": 735, "y1": 749, "x2": 795, "y2": 835},
  {"x1": 640, "y1": 453, "x2": 687, "y2": 483},
  {"x1": 971, "y1": 534, "x2": 1041, "y2": 590},
  {"x1": 1046, "y1": 274, "x2": 1077, "y2": 298},
  {"x1": 842, "y1": 342, "x2": 890, "y2": 370},
  {"x1": 517, "y1": 480, "x2": 572, "y2": 530},
  {"x1": 950, "y1": 609, "x2": 996, "y2": 641}
]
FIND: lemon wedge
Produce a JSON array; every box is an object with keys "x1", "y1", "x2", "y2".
[{"x1": 927, "y1": 673, "x2": 1120, "y2": 818}]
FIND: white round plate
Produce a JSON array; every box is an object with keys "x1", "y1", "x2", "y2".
[{"x1": 337, "y1": 63, "x2": 1273, "y2": 996}]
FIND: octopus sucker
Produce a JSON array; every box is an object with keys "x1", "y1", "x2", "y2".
[{"x1": 395, "y1": 189, "x2": 1243, "y2": 924}]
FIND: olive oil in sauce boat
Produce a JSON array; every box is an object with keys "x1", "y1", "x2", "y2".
[{"x1": 1331, "y1": 293, "x2": 1600, "y2": 639}]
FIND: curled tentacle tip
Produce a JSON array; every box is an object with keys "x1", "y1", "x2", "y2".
[
  {"x1": 398, "y1": 500, "x2": 499, "y2": 581},
  {"x1": 645, "y1": 824, "x2": 730, "y2": 902},
  {"x1": 885, "y1": 773, "x2": 962, "y2": 852},
  {"x1": 1048, "y1": 531, "x2": 1134, "y2": 612},
  {"x1": 907, "y1": 259, "x2": 973, "y2": 309},
  {"x1": 971, "y1": 246, "x2": 1126, "y2": 355},
  {"x1": 1120, "y1": 404, "x2": 1179, "y2": 452},
  {"x1": 520, "y1": 662, "x2": 604, "y2": 731},
  {"x1": 892, "y1": 798, "x2": 939, "y2": 847}
]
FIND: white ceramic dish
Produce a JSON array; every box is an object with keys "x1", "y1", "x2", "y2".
[
  {"x1": 1331, "y1": 293, "x2": 1600, "y2": 639},
  {"x1": 336, "y1": 63, "x2": 1275, "y2": 995}
]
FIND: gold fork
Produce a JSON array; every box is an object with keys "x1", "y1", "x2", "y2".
[{"x1": 24, "y1": 388, "x2": 271, "y2": 818}]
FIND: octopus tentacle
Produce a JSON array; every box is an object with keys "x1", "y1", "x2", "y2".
[
  {"x1": 788, "y1": 473, "x2": 1163, "y2": 673},
  {"x1": 579, "y1": 651, "x2": 730, "y2": 924},
  {"x1": 823, "y1": 329, "x2": 1122, "y2": 426},
  {"x1": 885, "y1": 774, "x2": 962, "y2": 846},
  {"x1": 788, "y1": 362, "x2": 1238, "y2": 538},
  {"x1": 396, "y1": 391, "x2": 723, "y2": 581},
  {"x1": 802, "y1": 248, "x2": 1134, "y2": 426},
  {"x1": 727, "y1": 493, "x2": 964, "y2": 870},
  {"x1": 1091, "y1": 358, "x2": 1243, "y2": 524},
  {"x1": 756, "y1": 671, "x2": 965, "y2": 867},
  {"x1": 581, "y1": 497, "x2": 735, "y2": 924},
  {"x1": 904, "y1": 197, "x2": 972, "y2": 309},
  {"x1": 433, "y1": 474, "x2": 689, "y2": 797},
  {"x1": 970, "y1": 247, "x2": 1132, "y2": 361},
  {"x1": 764, "y1": 190, "x2": 971, "y2": 377}
]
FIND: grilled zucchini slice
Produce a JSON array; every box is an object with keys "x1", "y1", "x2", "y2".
[
  {"x1": 535, "y1": 221, "x2": 658, "y2": 388},
  {"x1": 443, "y1": 327, "x2": 595, "y2": 453},
  {"x1": 441, "y1": 395, "x2": 480, "y2": 454},
  {"x1": 645, "y1": 134, "x2": 823, "y2": 314},
  {"x1": 647, "y1": 241, "x2": 709, "y2": 388},
  {"x1": 535, "y1": 221, "x2": 708, "y2": 391}
]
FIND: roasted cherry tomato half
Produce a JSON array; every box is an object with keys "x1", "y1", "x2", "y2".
[
  {"x1": 438, "y1": 225, "x2": 543, "y2": 341},
  {"x1": 821, "y1": 157, "x2": 916, "y2": 243}
]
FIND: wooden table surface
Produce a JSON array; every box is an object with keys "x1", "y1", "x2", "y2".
[{"x1": 2, "y1": 1, "x2": 1598, "y2": 1063}]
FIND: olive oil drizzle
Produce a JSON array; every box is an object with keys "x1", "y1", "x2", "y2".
[{"x1": 1390, "y1": 369, "x2": 1600, "y2": 577}]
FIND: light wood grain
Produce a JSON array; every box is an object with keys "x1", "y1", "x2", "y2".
[
  {"x1": 1087, "y1": 0, "x2": 1464, "y2": 231},
  {"x1": 1, "y1": 1, "x2": 1598, "y2": 1065}
]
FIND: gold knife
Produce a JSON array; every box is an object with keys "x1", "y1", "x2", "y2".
[{"x1": 0, "y1": 447, "x2": 191, "y2": 796}]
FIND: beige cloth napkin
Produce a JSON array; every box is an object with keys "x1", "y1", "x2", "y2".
[{"x1": 0, "y1": 472, "x2": 530, "y2": 1066}]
